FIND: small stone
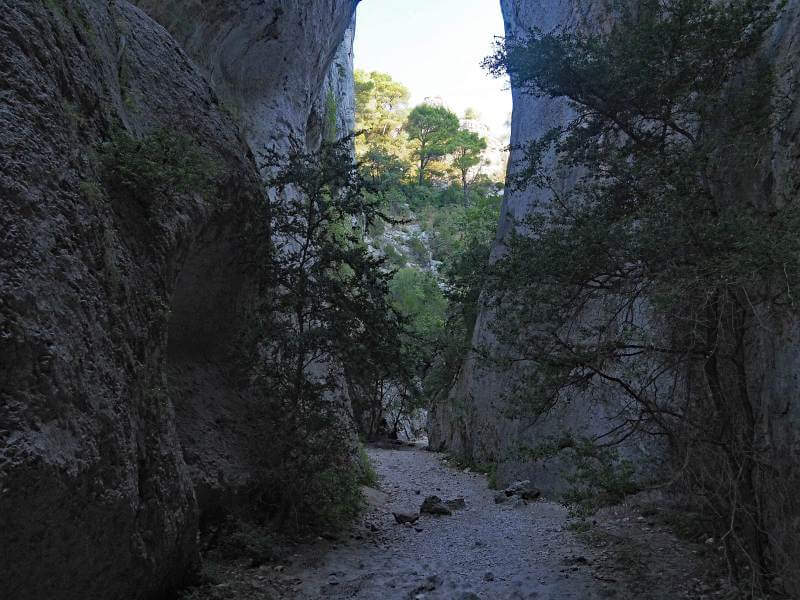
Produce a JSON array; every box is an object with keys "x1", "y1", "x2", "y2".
[
  {"x1": 504, "y1": 480, "x2": 532, "y2": 496},
  {"x1": 418, "y1": 574, "x2": 442, "y2": 591},
  {"x1": 484, "y1": 571, "x2": 495, "y2": 581},
  {"x1": 494, "y1": 493, "x2": 509, "y2": 504},
  {"x1": 393, "y1": 511, "x2": 420, "y2": 524},
  {"x1": 520, "y1": 488, "x2": 541, "y2": 501},
  {"x1": 445, "y1": 497, "x2": 466, "y2": 510}
]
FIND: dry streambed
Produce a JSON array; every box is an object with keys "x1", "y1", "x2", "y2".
[
  {"x1": 194, "y1": 447, "x2": 734, "y2": 600},
  {"x1": 263, "y1": 447, "x2": 612, "y2": 599}
]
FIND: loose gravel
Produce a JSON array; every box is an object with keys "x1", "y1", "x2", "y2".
[{"x1": 280, "y1": 446, "x2": 611, "y2": 599}]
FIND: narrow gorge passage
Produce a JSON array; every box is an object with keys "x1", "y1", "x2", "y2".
[{"x1": 4, "y1": 2, "x2": 798, "y2": 598}]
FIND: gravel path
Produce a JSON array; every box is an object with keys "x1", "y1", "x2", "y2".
[{"x1": 279, "y1": 446, "x2": 610, "y2": 600}]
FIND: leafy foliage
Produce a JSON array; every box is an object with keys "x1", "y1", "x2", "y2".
[
  {"x1": 350, "y1": 71, "x2": 499, "y2": 440},
  {"x1": 355, "y1": 69, "x2": 411, "y2": 155},
  {"x1": 253, "y1": 137, "x2": 407, "y2": 531},
  {"x1": 405, "y1": 104, "x2": 461, "y2": 184},
  {"x1": 102, "y1": 128, "x2": 217, "y2": 210},
  {"x1": 485, "y1": 0, "x2": 794, "y2": 591},
  {"x1": 451, "y1": 129, "x2": 488, "y2": 202}
]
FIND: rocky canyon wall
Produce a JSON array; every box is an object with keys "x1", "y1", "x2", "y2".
[
  {"x1": 429, "y1": 0, "x2": 631, "y2": 492},
  {"x1": 431, "y1": 0, "x2": 800, "y2": 592},
  {"x1": 0, "y1": 1, "x2": 357, "y2": 598}
]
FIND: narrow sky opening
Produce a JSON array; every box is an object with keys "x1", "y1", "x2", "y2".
[{"x1": 353, "y1": 0, "x2": 511, "y2": 140}]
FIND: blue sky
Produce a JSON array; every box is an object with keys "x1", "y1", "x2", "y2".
[{"x1": 353, "y1": 0, "x2": 512, "y2": 138}]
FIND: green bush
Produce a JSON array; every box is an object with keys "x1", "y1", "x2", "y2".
[
  {"x1": 215, "y1": 519, "x2": 276, "y2": 566},
  {"x1": 252, "y1": 138, "x2": 405, "y2": 534},
  {"x1": 382, "y1": 243, "x2": 406, "y2": 268},
  {"x1": 102, "y1": 128, "x2": 218, "y2": 209},
  {"x1": 407, "y1": 234, "x2": 429, "y2": 266},
  {"x1": 356, "y1": 444, "x2": 379, "y2": 488},
  {"x1": 521, "y1": 437, "x2": 639, "y2": 517},
  {"x1": 483, "y1": 463, "x2": 499, "y2": 490}
]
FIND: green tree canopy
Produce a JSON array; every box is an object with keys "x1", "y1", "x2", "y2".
[
  {"x1": 404, "y1": 104, "x2": 460, "y2": 185},
  {"x1": 355, "y1": 70, "x2": 410, "y2": 152},
  {"x1": 450, "y1": 129, "x2": 487, "y2": 201}
]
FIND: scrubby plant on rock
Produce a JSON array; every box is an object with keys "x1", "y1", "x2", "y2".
[
  {"x1": 485, "y1": 0, "x2": 797, "y2": 592},
  {"x1": 250, "y1": 137, "x2": 408, "y2": 532},
  {"x1": 102, "y1": 127, "x2": 218, "y2": 212}
]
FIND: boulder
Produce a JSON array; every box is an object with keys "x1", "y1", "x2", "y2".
[
  {"x1": 420, "y1": 495, "x2": 452, "y2": 516},
  {"x1": 504, "y1": 480, "x2": 532, "y2": 497},
  {"x1": 521, "y1": 488, "x2": 542, "y2": 501}
]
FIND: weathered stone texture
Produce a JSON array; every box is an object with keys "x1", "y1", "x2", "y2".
[
  {"x1": 431, "y1": 0, "x2": 800, "y2": 592},
  {"x1": 0, "y1": 0, "x2": 356, "y2": 598},
  {"x1": 430, "y1": 0, "x2": 800, "y2": 504},
  {"x1": 429, "y1": 0, "x2": 630, "y2": 493}
]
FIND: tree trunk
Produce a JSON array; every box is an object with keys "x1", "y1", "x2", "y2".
[{"x1": 418, "y1": 140, "x2": 426, "y2": 185}]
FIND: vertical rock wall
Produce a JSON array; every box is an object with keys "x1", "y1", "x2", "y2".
[
  {"x1": 429, "y1": 0, "x2": 626, "y2": 492},
  {"x1": 431, "y1": 0, "x2": 800, "y2": 592},
  {"x1": 0, "y1": 1, "x2": 357, "y2": 598}
]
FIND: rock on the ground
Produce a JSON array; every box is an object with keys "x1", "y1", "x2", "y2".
[
  {"x1": 420, "y1": 495, "x2": 453, "y2": 516},
  {"x1": 393, "y1": 512, "x2": 420, "y2": 524},
  {"x1": 521, "y1": 488, "x2": 542, "y2": 501},
  {"x1": 445, "y1": 497, "x2": 467, "y2": 510},
  {"x1": 504, "y1": 480, "x2": 532, "y2": 497}
]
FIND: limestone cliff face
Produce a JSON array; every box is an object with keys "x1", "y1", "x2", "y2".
[
  {"x1": 431, "y1": 0, "x2": 800, "y2": 489},
  {"x1": 429, "y1": 0, "x2": 625, "y2": 492},
  {"x1": 133, "y1": 0, "x2": 357, "y2": 155},
  {"x1": 0, "y1": 1, "x2": 356, "y2": 598},
  {"x1": 431, "y1": 0, "x2": 800, "y2": 591},
  {"x1": 135, "y1": 0, "x2": 358, "y2": 518}
]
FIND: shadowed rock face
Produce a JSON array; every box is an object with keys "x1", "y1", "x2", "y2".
[
  {"x1": 133, "y1": 0, "x2": 358, "y2": 154},
  {"x1": 0, "y1": 0, "x2": 356, "y2": 598},
  {"x1": 431, "y1": 0, "x2": 800, "y2": 593},
  {"x1": 428, "y1": 0, "x2": 627, "y2": 493}
]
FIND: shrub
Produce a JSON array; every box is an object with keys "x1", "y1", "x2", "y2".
[
  {"x1": 252, "y1": 137, "x2": 407, "y2": 533},
  {"x1": 102, "y1": 128, "x2": 217, "y2": 210},
  {"x1": 486, "y1": 0, "x2": 794, "y2": 591},
  {"x1": 356, "y1": 444, "x2": 379, "y2": 488},
  {"x1": 407, "y1": 234, "x2": 429, "y2": 266}
]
